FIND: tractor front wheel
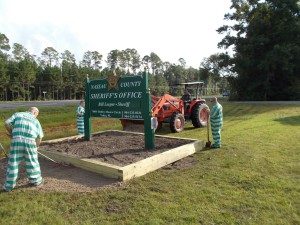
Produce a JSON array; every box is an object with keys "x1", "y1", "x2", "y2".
[
  {"x1": 156, "y1": 122, "x2": 163, "y2": 132},
  {"x1": 170, "y1": 113, "x2": 185, "y2": 133},
  {"x1": 191, "y1": 103, "x2": 209, "y2": 127}
]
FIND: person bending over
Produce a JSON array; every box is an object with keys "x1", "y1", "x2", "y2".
[{"x1": 3, "y1": 107, "x2": 44, "y2": 192}]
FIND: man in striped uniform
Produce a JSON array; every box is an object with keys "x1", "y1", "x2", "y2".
[
  {"x1": 76, "y1": 100, "x2": 85, "y2": 135},
  {"x1": 209, "y1": 97, "x2": 223, "y2": 148},
  {"x1": 3, "y1": 107, "x2": 44, "y2": 192}
]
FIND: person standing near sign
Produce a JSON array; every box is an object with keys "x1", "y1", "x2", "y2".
[
  {"x1": 76, "y1": 100, "x2": 85, "y2": 135},
  {"x1": 3, "y1": 107, "x2": 44, "y2": 192},
  {"x1": 208, "y1": 97, "x2": 223, "y2": 148}
]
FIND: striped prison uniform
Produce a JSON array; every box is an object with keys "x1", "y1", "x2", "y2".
[
  {"x1": 3, "y1": 112, "x2": 44, "y2": 191},
  {"x1": 210, "y1": 102, "x2": 223, "y2": 148},
  {"x1": 76, "y1": 105, "x2": 85, "y2": 135}
]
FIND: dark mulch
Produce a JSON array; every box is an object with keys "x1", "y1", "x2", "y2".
[{"x1": 40, "y1": 131, "x2": 193, "y2": 166}]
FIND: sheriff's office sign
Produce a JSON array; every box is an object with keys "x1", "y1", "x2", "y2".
[{"x1": 84, "y1": 71, "x2": 155, "y2": 149}]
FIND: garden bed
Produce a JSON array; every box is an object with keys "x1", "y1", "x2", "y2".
[{"x1": 39, "y1": 130, "x2": 205, "y2": 181}]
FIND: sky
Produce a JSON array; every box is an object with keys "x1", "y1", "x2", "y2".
[{"x1": 0, "y1": 0, "x2": 232, "y2": 68}]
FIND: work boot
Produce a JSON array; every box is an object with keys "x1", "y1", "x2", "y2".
[
  {"x1": 2, "y1": 185, "x2": 12, "y2": 192},
  {"x1": 31, "y1": 178, "x2": 44, "y2": 187},
  {"x1": 211, "y1": 144, "x2": 220, "y2": 149}
]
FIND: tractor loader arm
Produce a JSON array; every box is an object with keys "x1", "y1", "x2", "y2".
[
  {"x1": 152, "y1": 94, "x2": 184, "y2": 117},
  {"x1": 120, "y1": 94, "x2": 185, "y2": 132}
]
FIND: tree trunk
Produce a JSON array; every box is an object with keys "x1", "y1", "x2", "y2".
[
  {"x1": 39, "y1": 86, "x2": 41, "y2": 99},
  {"x1": 27, "y1": 84, "x2": 30, "y2": 101}
]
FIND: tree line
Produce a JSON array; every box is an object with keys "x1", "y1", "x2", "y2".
[{"x1": 0, "y1": 34, "x2": 226, "y2": 101}]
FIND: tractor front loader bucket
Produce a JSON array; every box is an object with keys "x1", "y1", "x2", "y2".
[{"x1": 120, "y1": 119, "x2": 145, "y2": 132}]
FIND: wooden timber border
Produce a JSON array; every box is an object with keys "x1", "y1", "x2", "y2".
[{"x1": 39, "y1": 130, "x2": 205, "y2": 181}]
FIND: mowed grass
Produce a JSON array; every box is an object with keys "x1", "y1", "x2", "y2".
[
  {"x1": 0, "y1": 105, "x2": 121, "y2": 147},
  {"x1": 0, "y1": 101, "x2": 299, "y2": 225}
]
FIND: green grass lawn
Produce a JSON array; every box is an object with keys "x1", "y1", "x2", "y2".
[{"x1": 0, "y1": 102, "x2": 299, "y2": 225}]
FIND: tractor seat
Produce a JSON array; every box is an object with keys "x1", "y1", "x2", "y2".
[{"x1": 181, "y1": 94, "x2": 191, "y2": 103}]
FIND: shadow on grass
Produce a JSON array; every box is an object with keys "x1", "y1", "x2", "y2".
[
  {"x1": 223, "y1": 105, "x2": 271, "y2": 120},
  {"x1": 274, "y1": 115, "x2": 300, "y2": 126}
]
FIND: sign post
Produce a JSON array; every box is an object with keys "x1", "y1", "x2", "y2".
[
  {"x1": 143, "y1": 73, "x2": 155, "y2": 149},
  {"x1": 84, "y1": 75, "x2": 91, "y2": 141},
  {"x1": 84, "y1": 71, "x2": 155, "y2": 149}
]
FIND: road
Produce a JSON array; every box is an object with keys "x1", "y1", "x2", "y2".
[{"x1": 0, "y1": 100, "x2": 80, "y2": 110}]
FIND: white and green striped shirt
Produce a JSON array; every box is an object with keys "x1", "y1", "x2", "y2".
[
  {"x1": 6, "y1": 112, "x2": 44, "y2": 140},
  {"x1": 210, "y1": 102, "x2": 223, "y2": 127},
  {"x1": 77, "y1": 106, "x2": 85, "y2": 117}
]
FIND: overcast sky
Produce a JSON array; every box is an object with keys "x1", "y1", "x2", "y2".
[{"x1": 0, "y1": 0, "x2": 232, "y2": 68}]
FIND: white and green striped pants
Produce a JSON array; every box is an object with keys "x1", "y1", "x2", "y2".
[
  {"x1": 3, "y1": 137, "x2": 42, "y2": 191},
  {"x1": 77, "y1": 116, "x2": 84, "y2": 135},
  {"x1": 211, "y1": 122, "x2": 222, "y2": 147}
]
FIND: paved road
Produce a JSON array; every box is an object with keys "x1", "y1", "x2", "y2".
[{"x1": 0, "y1": 100, "x2": 80, "y2": 110}]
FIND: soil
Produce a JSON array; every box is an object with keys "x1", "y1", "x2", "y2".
[
  {"x1": 40, "y1": 131, "x2": 193, "y2": 166},
  {"x1": 0, "y1": 156, "x2": 198, "y2": 193},
  {"x1": 0, "y1": 131, "x2": 198, "y2": 192},
  {"x1": 0, "y1": 157, "x2": 119, "y2": 192}
]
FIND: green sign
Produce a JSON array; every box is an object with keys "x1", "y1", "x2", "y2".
[
  {"x1": 89, "y1": 75, "x2": 145, "y2": 119},
  {"x1": 84, "y1": 72, "x2": 155, "y2": 149}
]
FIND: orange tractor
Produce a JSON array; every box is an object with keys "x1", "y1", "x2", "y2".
[{"x1": 121, "y1": 81, "x2": 209, "y2": 133}]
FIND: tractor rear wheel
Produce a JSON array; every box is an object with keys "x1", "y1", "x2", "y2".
[
  {"x1": 191, "y1": 103, "x2": 209, "y2": 127},
  {"x1": 170, "y1": 113, "x2": 185, "y2": 133}
]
